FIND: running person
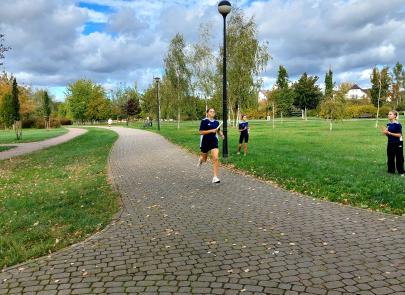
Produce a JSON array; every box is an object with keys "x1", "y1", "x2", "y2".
[
  {"x1": 197, "y1": 108, "x2": 224, "y2": 183},
  {"x1": 237, "y1": 115, "x2": 249, "y2": 156},
  {"x1": 382, "y1": 110, "x2": 404, "y2": 176}
]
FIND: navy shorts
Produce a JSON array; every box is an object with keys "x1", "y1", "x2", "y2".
[
  {"x1": 239, "y1": 132, "x2": 249, "y2": 144},
  {"x1": 201, "y1": 142, "x2": 218, "y2": 153}
]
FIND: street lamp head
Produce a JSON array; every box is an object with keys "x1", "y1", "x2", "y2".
[
  {"x1": 218, "y1": 0, "x2": 231, "y2": 17},
  {"x1": 154, "y1": 77, "x2": 160, "y2": 83}
]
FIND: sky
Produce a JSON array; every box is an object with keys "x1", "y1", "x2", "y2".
[{"x1": 1, "y1": 0, "x2": 405, "y2": 101}]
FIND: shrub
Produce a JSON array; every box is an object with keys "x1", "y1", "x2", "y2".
[
  {"x1": 344, "y1": 104, "x2": 377, "y2": 118},
  {"x1": 32, "y1": 117, "x2": 61, "y2": 129},
  {"x1": 60, "y1": 118, "x2": 72, "y2": 125},
  {"x1": 22, "y1": 119, "x2": 35, "y2": 128},
  {"x1": 307, "y1": 109, "x2": 319, "y2": 117}
]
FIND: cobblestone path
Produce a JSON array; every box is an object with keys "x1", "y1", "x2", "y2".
[
  {"x1": 1, "y1": 127, "x2": 405, "y2": 294},
  {"x1": 0, "y1": 128, "x2": 87, "y2": 161}
]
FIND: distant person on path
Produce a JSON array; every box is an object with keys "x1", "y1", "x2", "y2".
[
  {"x1": 382, "y1": 110, "x2": 404, "y2": 176},
  {"x1": 108, "y1": 118, "x2": 113, "y2": 127},
  {"x1": 197, "y1": 108, "x2": 224, "y2": 183},
  {"x1": 237, "y1": 114, "x2": 249, "y2": 156}
]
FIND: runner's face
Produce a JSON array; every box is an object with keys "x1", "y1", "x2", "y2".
[
  {"x1": 388, "y1": 112, "x2": 396, "y2": 121},
  {"x1": 207, "y1": 109, "x2": 215, "y2": 119}
]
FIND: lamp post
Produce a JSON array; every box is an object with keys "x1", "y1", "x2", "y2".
[
  {"x1": 218, "y1": 0, "x2": 231, "y2": 159},
  {"x1": 154, "y1": 77, "x2": 161, "y2": 131}
]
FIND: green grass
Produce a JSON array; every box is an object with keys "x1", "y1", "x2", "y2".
[
  {"x1": 0, "y1": 146, "x2": 15, "y2": 152},
  {"x1": 0, "y1": 128, "x2": 120, "y2": 269},
  {"x1": 131, "y1": 118, "x2": 405, "y2": 215},
  {"x1": 0, "y1": 128, "x2": 68, "y2": 144}
]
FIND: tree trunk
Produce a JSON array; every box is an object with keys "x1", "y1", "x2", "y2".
[
  {"x1": 281, "y1": 112, "x2": 283, "y2": 123},
  {"x1": 236, "y1": 106, "x2": 240, "y2": 127},
  {"x1": 305, "y1": 107, "x2": 308, "y2": 121},
  {"x1": 272, "y1": 102, "x2": 275, "y2": 129},
  {"x1": 177, "y1": 108, "x2": 180, "y2": 129},
  {"x1": 329, "y1": 119, "x2": 333, "y2": 131}
]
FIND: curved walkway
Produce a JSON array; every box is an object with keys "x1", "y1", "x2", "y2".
[
  {"x1": 1, "y1": 127, "x2": 405, "y2": 294},
  {"x1": 0, "y1": 128, "x2": 87, "y2": 161}
]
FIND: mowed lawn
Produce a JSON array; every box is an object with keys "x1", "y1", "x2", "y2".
[
  {"x1": 133, "y1": 118, "x2": 404, "y2": 215},
  {"x1": 0, "y1": 128, "x2": 68, "y2": 144},
  {"x1": 0, "y1": 128, "x2": 120, "y2": 269}
]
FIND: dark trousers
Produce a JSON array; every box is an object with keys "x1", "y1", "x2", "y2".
[{"x1": 387, "y1": 142, "x2": 404, "y2": 174}]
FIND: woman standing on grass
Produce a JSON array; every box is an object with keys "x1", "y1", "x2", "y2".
[
  {"x1": 197, "y1": 108, "x2": 224, "y2": 183},
  {"x1": 382, "y1": 110, "x2": 404, "y2": 176},
  {"x1": 237, "y1": 114, "x2": 249, "y2": 156}
]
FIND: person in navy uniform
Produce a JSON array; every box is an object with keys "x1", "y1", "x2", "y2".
[
  {"x1": 197, "y1": 108, "x2": 224, "y2": 183},
  {"x1": 237, "y1": 115, "x2": 249, "y2": 156},
  {"x1": 382, "y1": 110, "x2": 404, "y2": 176}
]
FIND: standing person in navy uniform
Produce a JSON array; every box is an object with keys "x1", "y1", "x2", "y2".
[
  {"x1": 382, "y1": 110, "x2": 404, "y2": 176},
  {"x1": 237, "y1": 115, "x2": 249, "y2": 156},
  {"x1": 197, "y1": 108, "x2": 224, "y2": 183}
]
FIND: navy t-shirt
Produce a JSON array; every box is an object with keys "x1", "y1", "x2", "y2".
[
  {"x1": 387, "y1": 122, "x2": 403, "y2": 143},
  {"x1": 200, "y1": 118, "x2": 219, "y2": 147},
  {"x1": 239, "y1": 121, "x2": 249, "y2": 134}
]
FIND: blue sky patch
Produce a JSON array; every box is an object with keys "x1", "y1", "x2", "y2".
[
  {"x1": 82, "y1": 22, "x2": 107, "y2": 35},
  {"x1": 78, "y1": 1, "x2": 115, "y2": 13}
]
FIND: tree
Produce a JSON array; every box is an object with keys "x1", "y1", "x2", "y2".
[
  {"x1": 164, "y1": 33, "x2": 191, "y2": 129},
  {"x1": 11, "y1": 78, "x2": 22, "y2": 139},
  {"x1": 11, "y1": 78, "x2": 20, "y2": 121},
  {"x1": 191, "y1": 24, "x2": 216, "y2": 112},
  {"x1": 370, "y1": 66, "x2": 391, "y2": 107},
  {"x1": 85, "y1": 85, "x2": 110, "y2": 123},
  {"x1": 140, "y1": 83, "x2": 157, "y2": 119},
  {"x1": 273, "y1": 65, "x2": 294, "y2": 118},
  {"x1": 0, "y1": 92, "x2": 14, "y2": 128},
  {"x1": 324, "y1": 68, "x2": 334, "y2": 98},
  {"x1": 320, "y1": 84, "x2": 349, "y2": 131},
  {"x1": 392, "y1": 62, "x2": 404, "y2": 106},
  {"x1": 65, "y1": 79, "x2": 109, "y2": 124},
  {"x1": 293, "y1": 73, "x2": 323, "y2": 120},
  {"x1": 370, "y1": 66, "x2": 391, "y2": 127},
  {"x1": 42, "y1": 91, "x2": 51, "y2": 129},
  {"x1": 0, "y1": 34, "x2": 10, "y2": 66},
  {"x1": 276, "y1": 65, "x2": 289, "y2": 89},
  {"x1": 224, "y1": 8, "x2": 271, "y2": 125}
]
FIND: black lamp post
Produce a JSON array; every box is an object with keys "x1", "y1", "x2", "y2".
[
  {"x1": 218, "y1": 0, "x2": 231, "y2": 159},
  {"x1": 154, "y1": 77, "x2": 161, "y2": 131}
]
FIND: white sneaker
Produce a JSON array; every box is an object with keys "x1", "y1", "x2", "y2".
[
  {"x1": 237, "y1": 152, "x2": 240, "y2": 155},
  {"x1": 212, "y1": 176, "x2": 220, "y2": 183},
  {"x1": 400, "y1": 174, "x2": 404, "y2": 177}
]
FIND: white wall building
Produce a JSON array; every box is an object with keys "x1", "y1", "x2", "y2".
[{"x1": 345, "y1": 84, "x2": 369, "y2": 100}]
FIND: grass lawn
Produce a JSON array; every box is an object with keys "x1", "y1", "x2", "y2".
[
  {"x1": 0, "y1": 128, "x2": 120, "y2": 269},
  {"x1": 0, "y1": 128, "x2": 68, "y2": 144},
  {"x1": 0, "y1": 146, "x2": 15, "y2": 152},
  {"x1": 131, "y1": 118, "x2": 405, "y2": 215}
]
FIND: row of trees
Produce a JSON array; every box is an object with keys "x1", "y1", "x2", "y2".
[{"x1": 60, "y1": 79, "x2": 141, "y2": 124}]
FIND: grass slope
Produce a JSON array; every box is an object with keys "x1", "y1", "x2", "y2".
[{"x1": 0, "y1": 128, "x2": 120, "y2": 269}]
